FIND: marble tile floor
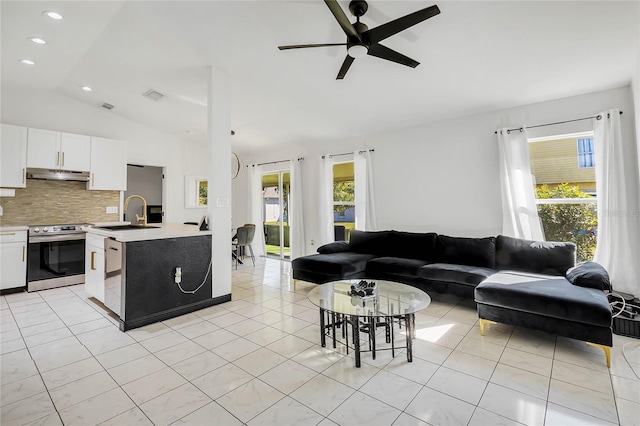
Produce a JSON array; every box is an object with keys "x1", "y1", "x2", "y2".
[{"x1": 1, "y1": 257, "x2": 639, "y2": 426}]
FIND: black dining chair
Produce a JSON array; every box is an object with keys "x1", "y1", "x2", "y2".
[{"x1": 233, "y1": 225, "x2": 256, "y2": 269}]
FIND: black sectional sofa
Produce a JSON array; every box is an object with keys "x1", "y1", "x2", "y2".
[{"x1": 292, "y1": 230, "x2": 613, "y2": 366}]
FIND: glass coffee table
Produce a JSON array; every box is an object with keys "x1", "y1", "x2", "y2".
[{"x1": 307, "y1": 279, "x2": 431, "y2": 367}]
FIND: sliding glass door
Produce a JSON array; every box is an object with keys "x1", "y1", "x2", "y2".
[{"x1": 262, "y1": 171, "x2": 290, "y2": 259}]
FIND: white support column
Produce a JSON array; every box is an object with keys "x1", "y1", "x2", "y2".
[{"x1": 207, "y1": 66, "x2": 232, "y2": 298}]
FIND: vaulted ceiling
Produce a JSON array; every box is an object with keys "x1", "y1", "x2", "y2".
[{"x1": 2, "y1": 1, "x2": 638, "y2": 154}]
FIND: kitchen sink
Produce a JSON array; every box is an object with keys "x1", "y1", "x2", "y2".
[{"x1": 96, "y1": 225, "x2": 160, "y2": 231}]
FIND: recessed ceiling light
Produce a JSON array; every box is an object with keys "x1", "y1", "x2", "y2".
[
  {"x1": 19, "y1": 59, "x2": 35, "y2": 65},
  {"x1": 29, "y1": 37, "x2": 46, "y2": 44},
  {"x1": 43, "y1": 11, "x2": 63, "y2": 20},
  {"x1": 81, "y1": 86, "x2": 93, "y2": 92},
  {"x1": 186, "y1": 130, "x2": 194, "y2": 135}
]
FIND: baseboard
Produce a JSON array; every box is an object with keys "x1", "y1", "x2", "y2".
[{"x1": 119, "y1": 293, "x2": 232, "y2": 331}]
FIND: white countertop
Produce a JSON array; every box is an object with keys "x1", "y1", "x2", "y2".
[
  {"x1": 86, "y1": 223, "x2": 212, "y2": 242},
  {"x1": 0, "y1": 225, "x2": 29, "y2": 232}
]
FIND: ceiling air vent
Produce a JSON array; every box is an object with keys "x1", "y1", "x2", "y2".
[
  {"x1": 101, "y1": 102, "x2": 114, "y2": 110},
  {"x1": 143, "y1": 89, "x2": 164, "y2": 101}
]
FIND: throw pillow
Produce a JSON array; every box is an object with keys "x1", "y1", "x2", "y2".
[
  {"x1": 566, "y1": 261, "x2": 611, "y2": 291},
  {"x1": 317, "y1": 241, "x2": 350, "y2": 254}
]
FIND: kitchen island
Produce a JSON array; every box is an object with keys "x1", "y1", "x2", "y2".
[{"x1": 85, "y1": 223, "x2": 226, "y2": 331}]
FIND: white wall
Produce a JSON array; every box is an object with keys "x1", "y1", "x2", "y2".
[
  {"x1": 234, "y1": 86, "x2": 637, "y2": 257},
  {"x1": 0, "y1": 87, "x2": 209, "y2": 224},
  {"x1": 633, "y1": 48, "x2": 640, "y2": 182}
]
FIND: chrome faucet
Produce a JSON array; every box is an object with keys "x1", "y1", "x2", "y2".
[{"x1": 123, "y1": 194, "x2": 148, "y2": 226}]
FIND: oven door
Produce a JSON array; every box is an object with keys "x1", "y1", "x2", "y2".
[{"x1": 27, "y1": 233, "x2": 86, "y2": 291}]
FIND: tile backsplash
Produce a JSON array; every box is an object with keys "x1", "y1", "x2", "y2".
[{"x1": 0, "y1": 179, "x2": 120, "y2": 226}]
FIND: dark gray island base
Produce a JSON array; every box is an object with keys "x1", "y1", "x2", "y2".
[{"x1": 119, "y1": 234, "x2": 229, "y2": 331}]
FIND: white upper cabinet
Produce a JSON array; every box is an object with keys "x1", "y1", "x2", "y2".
[
  {"x1": 0, "y1": 124, "x2": 27, "y2": 188},
  {"x1": 88, "y1": 137, "x2": 127, "y2": 191},
  {"x1": 60, "y1": 133, "x2": 91, "y2": 171},
  {"x1": 27, "y1": 128, "x2": 90, "y2": 172}
]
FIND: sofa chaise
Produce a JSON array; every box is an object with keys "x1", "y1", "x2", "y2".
[{"x1": 292, "y1": 230, "x2": 613, "y2": 366}]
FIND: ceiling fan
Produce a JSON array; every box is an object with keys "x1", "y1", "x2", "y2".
[{"x1": 278, "y1": 0, "x2": 440, "y2": 80}]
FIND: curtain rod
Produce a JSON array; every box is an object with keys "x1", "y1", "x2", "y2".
[
  {"x1": 248, "y1": 157, "x2": 304, "y2": 167},
  {"x1": 322, "y1": 149, "x2": 375, "y2": 159},
  {"x1": 494, "y1": 110, "x2": 623, "y2": 134}
]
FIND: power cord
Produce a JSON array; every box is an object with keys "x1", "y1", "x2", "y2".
[
  {"x1": 174, "y1": 260, "x2": 212, "y2": 295},
  {"x1": 607, "y1": 292, "x2": 627, "y2": 318},
  {"x1": 606, "y1": 291, "x2": 640, "y2": 379},
  {"x1": 623, "y1": 341, "x2": 640, "y2": 380}
]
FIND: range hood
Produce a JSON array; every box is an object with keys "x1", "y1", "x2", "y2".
[{"x1": 26, "y1": 168, "x2": 90, "y2": 182}]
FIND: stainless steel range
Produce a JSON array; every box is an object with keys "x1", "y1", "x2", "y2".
[{"x1": 27, "y1": 224, "x2": 86, "y2": 292}]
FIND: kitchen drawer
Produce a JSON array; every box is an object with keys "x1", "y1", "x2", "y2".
[{"x1": 0, "y1": 231, "x2": 27, "y2": 244}]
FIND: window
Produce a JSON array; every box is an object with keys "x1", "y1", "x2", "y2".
[
  {"x1": 577, "y1": 137, "x2": 595, "y2": 168},
  {"x1": 333, "y1": 162, "x2": 355, "y2": 241},
  {"x1": 528, "y1": 133, "x2": 597, "y2": 262}
]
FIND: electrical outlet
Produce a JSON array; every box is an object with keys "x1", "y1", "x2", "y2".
[
  {"x1": 216, "y1": 197, "x2": 230, "y2": 208},
  {"x1": 310, "y1": 239, "x2": 314, "y2": 245},
  {"x1": 106, "y1": 206, "x2": 118, "y2": 214}
]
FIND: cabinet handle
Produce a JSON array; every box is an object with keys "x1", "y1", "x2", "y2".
[
  {"x1": 22, "y1": 246, "x2": 25, "y2": 262},
  {"x1": 0, "y1": 233, "x2": 15, "y2": 236},
  {"x1": 22, "y1": 168, "x2": 25, "y2": 184},
  {"x1": 61, "y1": 152, "x2": 65, "y2": 167},
  {"x1": 91, "y1": 251, "x2": 96, "y2": 270},
  {"x1": 91, "y1": 173, "x2": 95, "y2": 187},
  {"x1": 56, "y1": 151, "x2": 60, "y2": 166}
]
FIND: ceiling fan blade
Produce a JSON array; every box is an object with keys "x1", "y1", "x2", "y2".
[
  {"x1": 368, "y1": 43, "x2": 419, "y2": 68},
  {"x1": 278, "y1": 43, "x2": 347, "y2": 50},
  {"x1": 324, "y1": 0, "x2": 361, "y2": 41},
  {"x1": 363, "y1": 5, "x2": 440, "y2": 43},
  {"x1": 336, "y1": 55, "x2": 355, "y2": 80}
]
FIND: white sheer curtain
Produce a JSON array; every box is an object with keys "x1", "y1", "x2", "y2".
[
  {"x1": 354, "y1": 149, "x2": 378, "y2": 231},
  {"x1": 289, "y1": 158, "x2": 306, "y2": 259},
  {"x1": 317, "y1": 155, "x2": 334, "y2": 246},
  {"x1": 593, "y1": 109, "x2": 640, "y2": 296},
  {"x1": 497, "y1": 127, "x2": 544, "y2": 240},
  {"x1": 248, "y1": 165, "x2": 265, "y2": 256}
]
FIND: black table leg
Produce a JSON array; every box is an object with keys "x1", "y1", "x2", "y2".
[
  {"x1": 319, "y1": 308, "x2": 326, "y2": 347},
  {"x1": 405, "y1": 313, "x2": 413, "y2": 362},
  {"x1": 331, "y1": 312, "x2": 337, "y2": 348},
  {"x1": 370, "y1": 316, "x2": 376, "y2": 360},
  {"x1": 352, "y1": 315, "x2": 361, "y2": 367},
  {"x1": 389, "y1": 316, "x2": 396, "y2": 358}
]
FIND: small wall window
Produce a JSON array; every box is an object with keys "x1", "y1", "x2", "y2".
[{"x1": 577, "y1": 137, "x2": 595, "y2": 168}]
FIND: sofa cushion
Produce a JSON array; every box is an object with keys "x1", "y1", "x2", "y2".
[
  {"x1": 566, "y1": 261, "x2": 611, "y2": 291},
  {"x1": 475, "y1": 271, "x2": 611, "y2": 327},
  {"x1": 495, "y1": 235, "x2": 575, "y2": 276},
  {"x1": 317, "y1": 241, "x2": 350, "y2": 254},
  {"x1": 366, "y1": 257, "x2": 431, "y2": 279},
  {"x1": 349, "y1": 230, "x2": 391, "y2": 256},
  {"x1": 387, "y1": 231, "x2": 438, "y2": 261},
  {"x1": 292, "y1": 252, "x2": 376, "y2": 277},
  {"x1": 436, "y1": 235, "x2": 496, "y2": 268},
  {"x1": 419, "y1": 263, "x2": 496, "y2": 286}
]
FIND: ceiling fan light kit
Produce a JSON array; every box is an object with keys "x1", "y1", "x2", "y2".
[{"x1": 278, "y1": 0, "x2": 440, "y2": 79}]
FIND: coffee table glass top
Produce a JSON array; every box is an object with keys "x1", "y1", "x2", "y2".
[{"x1": 307, "y1": 280, "x2": 431, "y2": 317}]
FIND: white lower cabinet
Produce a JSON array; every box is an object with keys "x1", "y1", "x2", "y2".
[
  {"x1": 0, "y1": 231, "x2": 27, "y2": 290},
  {"x1": 85, "y1": 233, "x2": 105, "y2": 302}
]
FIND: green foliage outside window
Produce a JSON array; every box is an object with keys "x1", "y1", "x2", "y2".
[
  {"x1": 198, "y1": 181, "x2": 208, "y2": 206},
  {"x1": 535, "y1": 183, "x2": 597, "y2": 262},
  {"x1": 334, "y1": 181, "x2": 355, "y2": 213}
]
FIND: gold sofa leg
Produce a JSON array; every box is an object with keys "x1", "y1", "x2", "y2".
[
  {"x1": 586, "y1": 342, "x2": 611, "y2": 368},
  {"x1": 479, "y1": 318, "x2": 497, "y2": 336},
  {"x1": 293, "y1": 279, "x2": 297, "y2": 290}
]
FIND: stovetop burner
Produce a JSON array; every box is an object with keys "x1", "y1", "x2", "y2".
[{"x1": 29, "y1": 223, "x2": 87, "y2": 236}]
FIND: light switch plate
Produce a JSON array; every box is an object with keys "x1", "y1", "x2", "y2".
[
  {"x1": 216, "y1": 197, "x2": 230, "y2": 208},
  {"x1": 106, "y1": 206, "x2": 118, "y2": 214}
]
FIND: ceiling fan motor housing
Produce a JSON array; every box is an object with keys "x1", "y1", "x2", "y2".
[{"x1": 349, "y1": 0, "x2": 368, "y2": 17}]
